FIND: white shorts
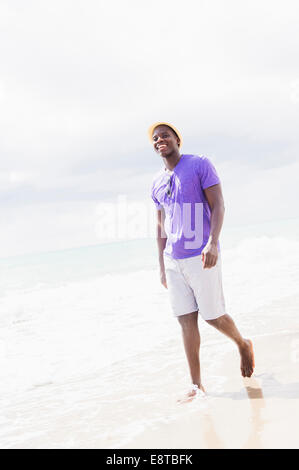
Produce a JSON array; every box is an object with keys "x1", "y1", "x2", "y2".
[{"x1": 164, "y1": 252, "x2": 226, "y2": 320}]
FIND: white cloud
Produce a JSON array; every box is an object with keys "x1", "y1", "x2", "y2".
[
  {"x1": 219, "y1": 159, "x2": 299, "y2": 225},
  {"x1": 0, "y1": 170, "x2": 40, "y2": 190}
]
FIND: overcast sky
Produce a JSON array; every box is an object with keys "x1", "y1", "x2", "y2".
[{"x1": 1, "y1": 0, "x2": 299, "y2": 256}]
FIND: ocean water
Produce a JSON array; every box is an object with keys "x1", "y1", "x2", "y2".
[{"x1": 1, "y1": 217, "x2": 299, "y2": 448}]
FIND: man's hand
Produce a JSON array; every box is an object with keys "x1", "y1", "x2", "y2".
[
  {"x1": 202, "y1": 184, "x2": 224, "y2": 269},
  {"x1": 201, "y1": 241, "x2": 218, "y2": 269},
  {"x1": 160, "y1": 269, "x2": 168, "y2": 288}
]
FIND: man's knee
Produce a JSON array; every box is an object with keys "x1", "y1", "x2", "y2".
[
  {"x1": 178, "y1": 311, "x2": 198, "y2": 329},
  {"x1": 206, "y1": 314, "x2": 227, "y2": 327},
  {"x1": 206, "y1": 318, "x2": 217, "y2": 326}
]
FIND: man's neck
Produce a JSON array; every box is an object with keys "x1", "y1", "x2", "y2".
[{"x1": 163, "y1": 151, "x2": 182, "y2": 171}]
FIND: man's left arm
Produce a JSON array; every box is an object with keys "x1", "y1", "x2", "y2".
[{"x1": 202, "y1": 184, "x2": 225, "y2": 269}]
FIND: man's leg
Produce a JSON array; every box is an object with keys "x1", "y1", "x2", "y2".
[
  {"x1": 206, "y1": 314, "x2": 254, "y2": 377},
  {"x1": 177, "y1": 311, "x2": 205, "y2": 393}
]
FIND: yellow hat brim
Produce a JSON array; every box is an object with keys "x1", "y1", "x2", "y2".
[{"x1": 148, "y1": 122, "x2": 183, "y2": 148}]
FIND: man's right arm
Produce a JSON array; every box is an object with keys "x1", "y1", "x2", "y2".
[{"x1": 156, "y1": 208, "x2": 168, "y2": 289}]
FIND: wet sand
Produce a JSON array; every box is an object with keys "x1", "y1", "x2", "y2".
[
  {"x1": 2, "y1": 329, "x2": 299, "y2": 449},
  {"x1": 124, "y1": 330, "x2": 299, "y2": 449}
]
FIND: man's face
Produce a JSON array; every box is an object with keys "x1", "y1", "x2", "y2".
[{"x1": 152, "y1": 125, "x2": 180, "y2": 157}]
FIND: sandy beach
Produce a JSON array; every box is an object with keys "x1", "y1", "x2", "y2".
[
  {"x1": 1, "y1": 232, "x2": 299, "y2": 449},
  {"x1": 125, "y1": 329, "x2": 299, "y2": 449},
  {"x1": 3, "y1": 326, "x2": 299, "y2": 449}
]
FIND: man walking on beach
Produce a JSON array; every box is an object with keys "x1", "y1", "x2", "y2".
[{"x1": 149, "y1": 122, "x2": 255, "y2": 399}]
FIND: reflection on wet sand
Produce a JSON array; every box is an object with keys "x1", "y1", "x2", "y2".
[
  {"x1": 200, "y1": 376, "x2": 266, "y2": 449},
  {"x1": 243, "y1": 377, "x2": 265, "y2": 449},
  {"x1": 202, "y1": 412, "x2": 225, "y2": 449}
]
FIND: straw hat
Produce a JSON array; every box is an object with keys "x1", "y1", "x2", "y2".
[{"x1": 148, "y1": 122, "x2": 183, "y2": 148}]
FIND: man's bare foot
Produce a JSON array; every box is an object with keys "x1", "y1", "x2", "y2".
[
  {"x1": 177, "y1": 384, "x2": 206, "y2": 404},
  {"x1": 239, "y1": 339, "x2": 255, "y2": 377}
]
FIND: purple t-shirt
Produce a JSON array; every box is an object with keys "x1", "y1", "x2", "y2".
[{"x1": 151, "y1": 154, "x2": 221, "y2": 259}]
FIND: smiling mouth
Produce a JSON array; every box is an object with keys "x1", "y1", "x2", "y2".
[{"x1": 157, "y1": 144, "x2": 168, "y2": 151}]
